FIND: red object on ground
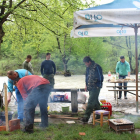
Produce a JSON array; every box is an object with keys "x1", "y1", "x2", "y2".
[
  {"x1": 9, "y1": 119, "x2": 20, "y2": 132},
  {"x1": 101, "y1": 102, "x2": 112, "y2": 116},
  {"x1": 0, "y1": 126, "x2": 6, "y2": 131},
  {"x1": 79, "y1": 132, "x2": 86, "y2": 136}
]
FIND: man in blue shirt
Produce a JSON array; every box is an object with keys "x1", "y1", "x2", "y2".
[
  {"x1": 41, "y1": 53, "x2": 56, "y2": 88},
  {"x1": 116, "y1": 56, "x2": 130, "y2": 99},
  {"x1": 7, "y1": 69, "x2": 32, "y2": 121}
]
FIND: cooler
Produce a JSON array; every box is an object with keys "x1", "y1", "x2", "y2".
[{"x1": 53, "y1": 95, "x2": 65, "y2": 102}]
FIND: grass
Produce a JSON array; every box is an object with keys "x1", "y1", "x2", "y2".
[
  {"x1": 0, "y1": 123, "x2": 139, "y2": 140},
  {"x1": 1, "y1": 111, "x2": 140, "y2": 140}
]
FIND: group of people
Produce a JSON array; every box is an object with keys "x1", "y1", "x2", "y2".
[
  {"x1": 7, "y1": 53, "x2": 55, "y2": 133},
  {"x1": 6, "y1": 53, "x2": 130, "y2": 132},
  {"x1": 22, "y1": 53, "x2": 56, "y2": 88}
]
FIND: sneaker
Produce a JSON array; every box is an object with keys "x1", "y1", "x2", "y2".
[
  {"x1": 22, "y1": 128, "x2": 33, "y2": 134},
  {"x1": 22, "y1": 124, "x2": 34, "y2": 134},
  {"x1": 80, "y1": 117, "x2": 88, "y2": 123},
  {"x1": 124, "y1": 97, "x2": 127, "y2": 99},
  {"x1": 118, "y1": 97, "x2": 121, "y2": 99}
]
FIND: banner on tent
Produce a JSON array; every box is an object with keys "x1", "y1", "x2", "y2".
[
  {"x1": 74, "y1": 10, "x2": 140, "y2": 28},
  {"x1": 71, "y1": 27, "x2": 140, "y2": 38}
]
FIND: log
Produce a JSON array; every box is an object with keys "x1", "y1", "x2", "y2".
[
  {"x1": 48, "y1": 115, "x2": 79, "y2": 119},
  {"x1": 34, "y1": 115, "x2": 79, "y2": 122},
  {"x1": 50, "y1": 116, "x2": 79, "y2": 120},
  {"x1": 49, "y1": 115, "x2": 71, "y2": 118}
]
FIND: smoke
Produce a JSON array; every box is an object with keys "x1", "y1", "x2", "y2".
[{"x1": 123, "y1": 114, "x2": 140, "y2": 123}]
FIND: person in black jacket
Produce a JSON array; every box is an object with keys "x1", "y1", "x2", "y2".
[
  {"x1": 81, "y1": 56, "x2": 104, "y2": 123},
  {"x1": 41, "y1": 53, "x2": 56, "y2": 88}
]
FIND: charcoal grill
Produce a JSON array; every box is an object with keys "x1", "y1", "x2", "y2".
[{"x1": 108, "y1": 119, "x2": 134, "y2": 133}]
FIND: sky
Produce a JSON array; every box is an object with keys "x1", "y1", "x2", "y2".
[
  {"x1": 95, "y1": 0, "x2": 114, "y2": 4},
  {"x1": 85, "y1": 0, "x2": 114, "y2": 5}
]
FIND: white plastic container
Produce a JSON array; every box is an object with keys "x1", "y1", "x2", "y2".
[{"x1": 138, "y1": 72, "x2": 140, "y2": 80}]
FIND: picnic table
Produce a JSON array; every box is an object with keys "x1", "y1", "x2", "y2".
[
  {"x1": 50, "y1": 88, "x2": 85, "y2": 113},
  {"x1": 106, "y1": 80, "x2": 140, "y2": 104}
]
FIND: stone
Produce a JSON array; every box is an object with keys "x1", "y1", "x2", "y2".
[
  {"x1": 9, "y1": 119, "x2": 20, "y2": 132},
  {"x1": 0, "y1": 126, "x2": 6, "y2": 131}
]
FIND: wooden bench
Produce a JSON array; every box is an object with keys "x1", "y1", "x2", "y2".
[
  {"x1": 108, "y1": 89, "x2": 140, "y2": 104},
  {"x1": 107, "y1": 85, "x2": 140, "y2": 100}
]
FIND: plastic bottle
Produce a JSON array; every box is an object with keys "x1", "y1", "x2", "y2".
[
  {"x1": 116, "y1": 73, "x2": 119, "y2": 80},
  {"x1": 108, "y1": 71, "x2": 111, "y2": 80}
]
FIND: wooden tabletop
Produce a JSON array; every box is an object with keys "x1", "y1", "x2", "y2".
[
  {"x1": 106, "y1": 86, "x2": 138, "y2": 88},
  {"x1": 109, "y1": 81, "x2": 135, "y2": 83},
  {"x1": 108, "y1": 89, "x2": 140, "y2": 91}
]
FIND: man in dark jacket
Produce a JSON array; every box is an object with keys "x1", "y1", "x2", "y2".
[
  {"x1": 82, "y1": 56, "x2": 104, "y2": 123},
  {"x1": 41, "y1": 53, "x2": 56, "y2": 88}
]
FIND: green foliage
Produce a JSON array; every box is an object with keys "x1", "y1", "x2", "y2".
[{"x1": 0, "y1": 1, "x2": 138, "y2": 75}]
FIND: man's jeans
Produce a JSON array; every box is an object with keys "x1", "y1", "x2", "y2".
[
  {"x1": 15, "y1": 86, "x2": 24, "y2": 121},
  {"x1": 24, "y1": 84, "x2": 51, "y2": 128},
  {"x1": 84, "y1": 87, "x2": 101, "y2": 120},
  {"x1": 43, "y1": 74, "x2": 54, "y2": 88},
  {"x1": 118, "y1": 75, "x2": 127, "y2": 98}
]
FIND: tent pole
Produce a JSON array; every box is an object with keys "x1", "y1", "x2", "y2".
[{"x1": 134, "y1": 24, "x2": 139, "y2": 113}]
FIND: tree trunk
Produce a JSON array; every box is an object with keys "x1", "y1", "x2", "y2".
[
  {"x1": 62, "y1": 55, "x2": 68, "y2": 72},
  {"x1": 125, "y1": 36, "x2": 133, "y2": 73},
  {"x1": 128, "y1": 50, "x2": 133, "y2": 72},
  {"x1": 0, "y1": 24, "x2": 5, "y2": 58},
  {"x1": 64, "y1": 62, "x2": 67, "y2": 72}
]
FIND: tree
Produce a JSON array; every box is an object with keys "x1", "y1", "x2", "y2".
[
  {"x1": 0, "y1": 0, "x2": 85, "y2": 58},
  {"x1": 1, "y1": 0, "x2": 103, "y2": 74},
  {"x1": 103, "y1": 36, "x2": 136, "y2": 73},
  {"x1": 0, "y1": 0, "x2": 27, "y2": 57}
]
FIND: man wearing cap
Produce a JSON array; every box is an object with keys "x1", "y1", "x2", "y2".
[
  {"x1": 116, "y1": 56, "x2": 131, "y2": 99},
  {"x1": 7, "y1": 69, "x2": 32, "y2": 121},
  {"x1": 14, "y1": 75, "x2": 51, "y2": 133}
]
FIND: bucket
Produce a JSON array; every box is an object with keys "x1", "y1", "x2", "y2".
[
  {"x1": 100, "y1": 99, "x2": 106, "y2": 104},
  {"x1": 0, "y1": 111, "x2": 13, "y2": 121},
  {"x1": 62, "y1": 107, "x2": 69, "y2": 113}
]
